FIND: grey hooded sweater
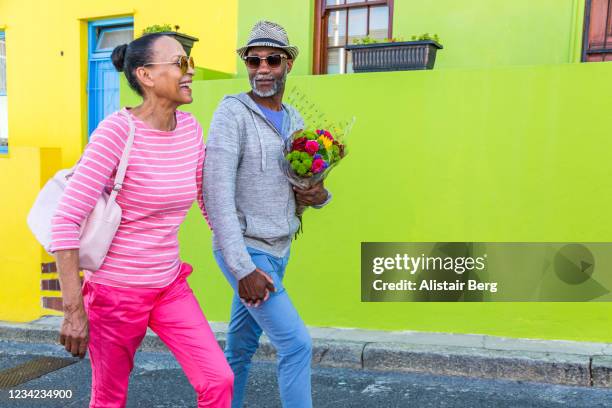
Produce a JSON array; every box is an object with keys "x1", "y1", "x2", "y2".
[{"x1": 203, "y1": 92, "x2": 310, "y2": 280}]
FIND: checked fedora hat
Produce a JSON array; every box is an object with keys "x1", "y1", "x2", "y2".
[{"x1": 237, "y1": 20, "x2": 299, "y2": 60}]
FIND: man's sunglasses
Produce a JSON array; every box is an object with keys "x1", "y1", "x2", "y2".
[
  {"x1": 143, "y1": 55, "x2": 195, "y2": 75},
  {"x1": 243, "y1": 54, "x2": 287, "y2": 69}
]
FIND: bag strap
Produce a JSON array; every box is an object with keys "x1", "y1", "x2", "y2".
[{"x1": 108, "y1": 109, "x2": 136, "y2": 202}]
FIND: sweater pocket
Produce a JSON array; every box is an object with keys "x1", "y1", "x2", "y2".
[{"x1": 244, "y1": 214, "x2": 290, "y2": 239}]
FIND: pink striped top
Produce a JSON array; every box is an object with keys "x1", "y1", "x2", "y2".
[{"x1": 50, "y1": 108, "x2": 209, "y2": 288}]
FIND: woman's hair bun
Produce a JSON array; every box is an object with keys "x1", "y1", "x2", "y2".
[{"x1": 111, "y1": 44, "x2": 128, "y2": 72}]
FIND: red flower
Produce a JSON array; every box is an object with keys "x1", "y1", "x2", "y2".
[
  {"x1": 292, "y1": 137, "x2": 307, "y2": 152},
  {"x1": 305, "y1": 140, "x2": 320, "y2": 155},
  {"x1": 311, "y1": 158, "x2": 326, "y2": 174}
]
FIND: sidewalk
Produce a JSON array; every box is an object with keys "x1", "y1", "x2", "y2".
[{"x1": 1, "y1": 317, "x2": 610, "y2": 388}]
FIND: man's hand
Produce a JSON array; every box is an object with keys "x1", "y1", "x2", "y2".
[
  {"x1": 293, "y1": 181, "x2": 328, "y2": 207},
  {"x1": 59, "y1": 302, "x2": 89, "y2": 358},
  {"x1": 238, "y1": 268, "x2": 275, "y2": 307}
]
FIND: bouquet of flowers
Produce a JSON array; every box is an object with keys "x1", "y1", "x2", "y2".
[
  {"x1": 282, "y1": 86, "x2": 355, "y2": 235},
  {"x1": 281, "y1": 126, "x2": 350, "y2": 238},
  {"x1": 282, "y1": 128, "x2": 346, "y2": 190}
]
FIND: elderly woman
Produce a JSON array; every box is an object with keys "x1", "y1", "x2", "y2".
[{"x1": 50, "y1": 33, "x2": 233, "y2": 407}]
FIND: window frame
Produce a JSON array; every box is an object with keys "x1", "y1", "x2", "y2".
[
  {"x1": 582, "y1": 0, "x2": 612, "y2": 62},
  {"x1": 88, "y1": 17, "x2": 134, "y2": 60},
  {"x1": 0, "y1": 31, "x2": 6, "y2": 97},
  {"x1": 0, "y1": 30, "x2": 7, "y2": 155},
  {"x1": 313, "y1": 0, "x2": 394, "y2": 75}
]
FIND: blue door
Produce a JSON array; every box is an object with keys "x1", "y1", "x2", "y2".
[{"x1": 88, "y1": 18, "x2": 134, "y2": 136}]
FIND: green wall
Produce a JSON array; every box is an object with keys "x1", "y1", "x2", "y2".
[
  {"x1": 393, "y1": 0, "x2": 586, "y2": 69},
  {"x1": 122, "y1": 61, "x2": 612, "y2": 343},
  {"x1": 234, "y1": 0, "x2": 586, "y2": 75},
  {"x1": 196, "y1": 67, "x2": 234, "y2": 81}
]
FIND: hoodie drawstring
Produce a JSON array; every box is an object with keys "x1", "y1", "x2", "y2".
[{"x1": 249, "y1": 110, "x2": 267, "y2": 172}]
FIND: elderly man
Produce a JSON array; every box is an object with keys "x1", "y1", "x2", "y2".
[{"x1": 203, "y1": 21, "x2": 331, "y2": 407}]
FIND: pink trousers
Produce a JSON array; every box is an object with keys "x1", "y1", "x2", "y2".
[{"x1": 82, "y1": 262, "x2": 233, "y2": 408}]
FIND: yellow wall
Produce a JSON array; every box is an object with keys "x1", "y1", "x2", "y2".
[
  {"x1": 0, "y1": 0, "x2": 238, "y2": 321},
  {"x1": 0, "y1": 147, "x2": 62, "y2": 321},
  {"x1": 0, "y1": 0, "x2": 237, "y2": 166}
]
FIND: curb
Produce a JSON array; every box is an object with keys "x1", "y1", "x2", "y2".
[{"x1": 0, "y1": 317, "x2": 610, "y2": 388}]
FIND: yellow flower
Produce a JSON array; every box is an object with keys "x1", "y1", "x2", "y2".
[{"x1": 318, "y1": 135, "x2": 332, "y2": 150}]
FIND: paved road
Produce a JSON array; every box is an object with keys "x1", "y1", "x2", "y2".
[{"x1": 1, "y1": 340, "x2": 611, "y2": 407}]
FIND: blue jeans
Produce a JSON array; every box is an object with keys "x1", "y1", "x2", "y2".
[{"x1": 214, "y1": 247, "x2": 312, "y2": 408}]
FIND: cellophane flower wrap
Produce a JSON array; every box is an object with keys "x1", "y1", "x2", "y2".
[
  {"x1": 281, "y1": 120, "x2": 353, "y2": 238},
  {"x1": 281, "y1": 87, "x2": 355, "y2": 235}
]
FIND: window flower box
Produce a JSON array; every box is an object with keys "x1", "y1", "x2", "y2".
[
  {"x1": 346, "y1": 40, "x2": 443, "y2": 73},
  {"x1": 142, "y1": 25, "x2": 199, "y2": 56}
]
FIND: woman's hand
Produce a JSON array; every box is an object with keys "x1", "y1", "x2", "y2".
[
  {"x1": 59, "y1": 302, "x2": 89, "y2": 358},
  {"x1": 55, "y1": 250, "x2": 89, "y2": 358}
]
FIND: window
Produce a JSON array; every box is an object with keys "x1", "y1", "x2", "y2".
[
  {"x1": 0, "y1": 31, "x2": 7, "y2": 154},
  {"x1": 95, "y1": 26, "x2": 134, "y2": 52},
  {"x1": 583, "y1": 0, "x2": 612, "y2": 61},
  {"x1": 313, "y1": 0, "x2": 393, "y2": 74}
]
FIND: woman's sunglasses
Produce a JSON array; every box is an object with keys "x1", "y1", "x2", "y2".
[
  {"x1": 243, "y1": 54, "x2": 287, "y2": 69},
  {"x1": 143, "y1": 55, "x2": 195, "y2": 75}
]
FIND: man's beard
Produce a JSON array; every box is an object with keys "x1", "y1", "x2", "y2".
[{"x1": 250, "y1": 67, "x2": 288, "y2": 98}]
